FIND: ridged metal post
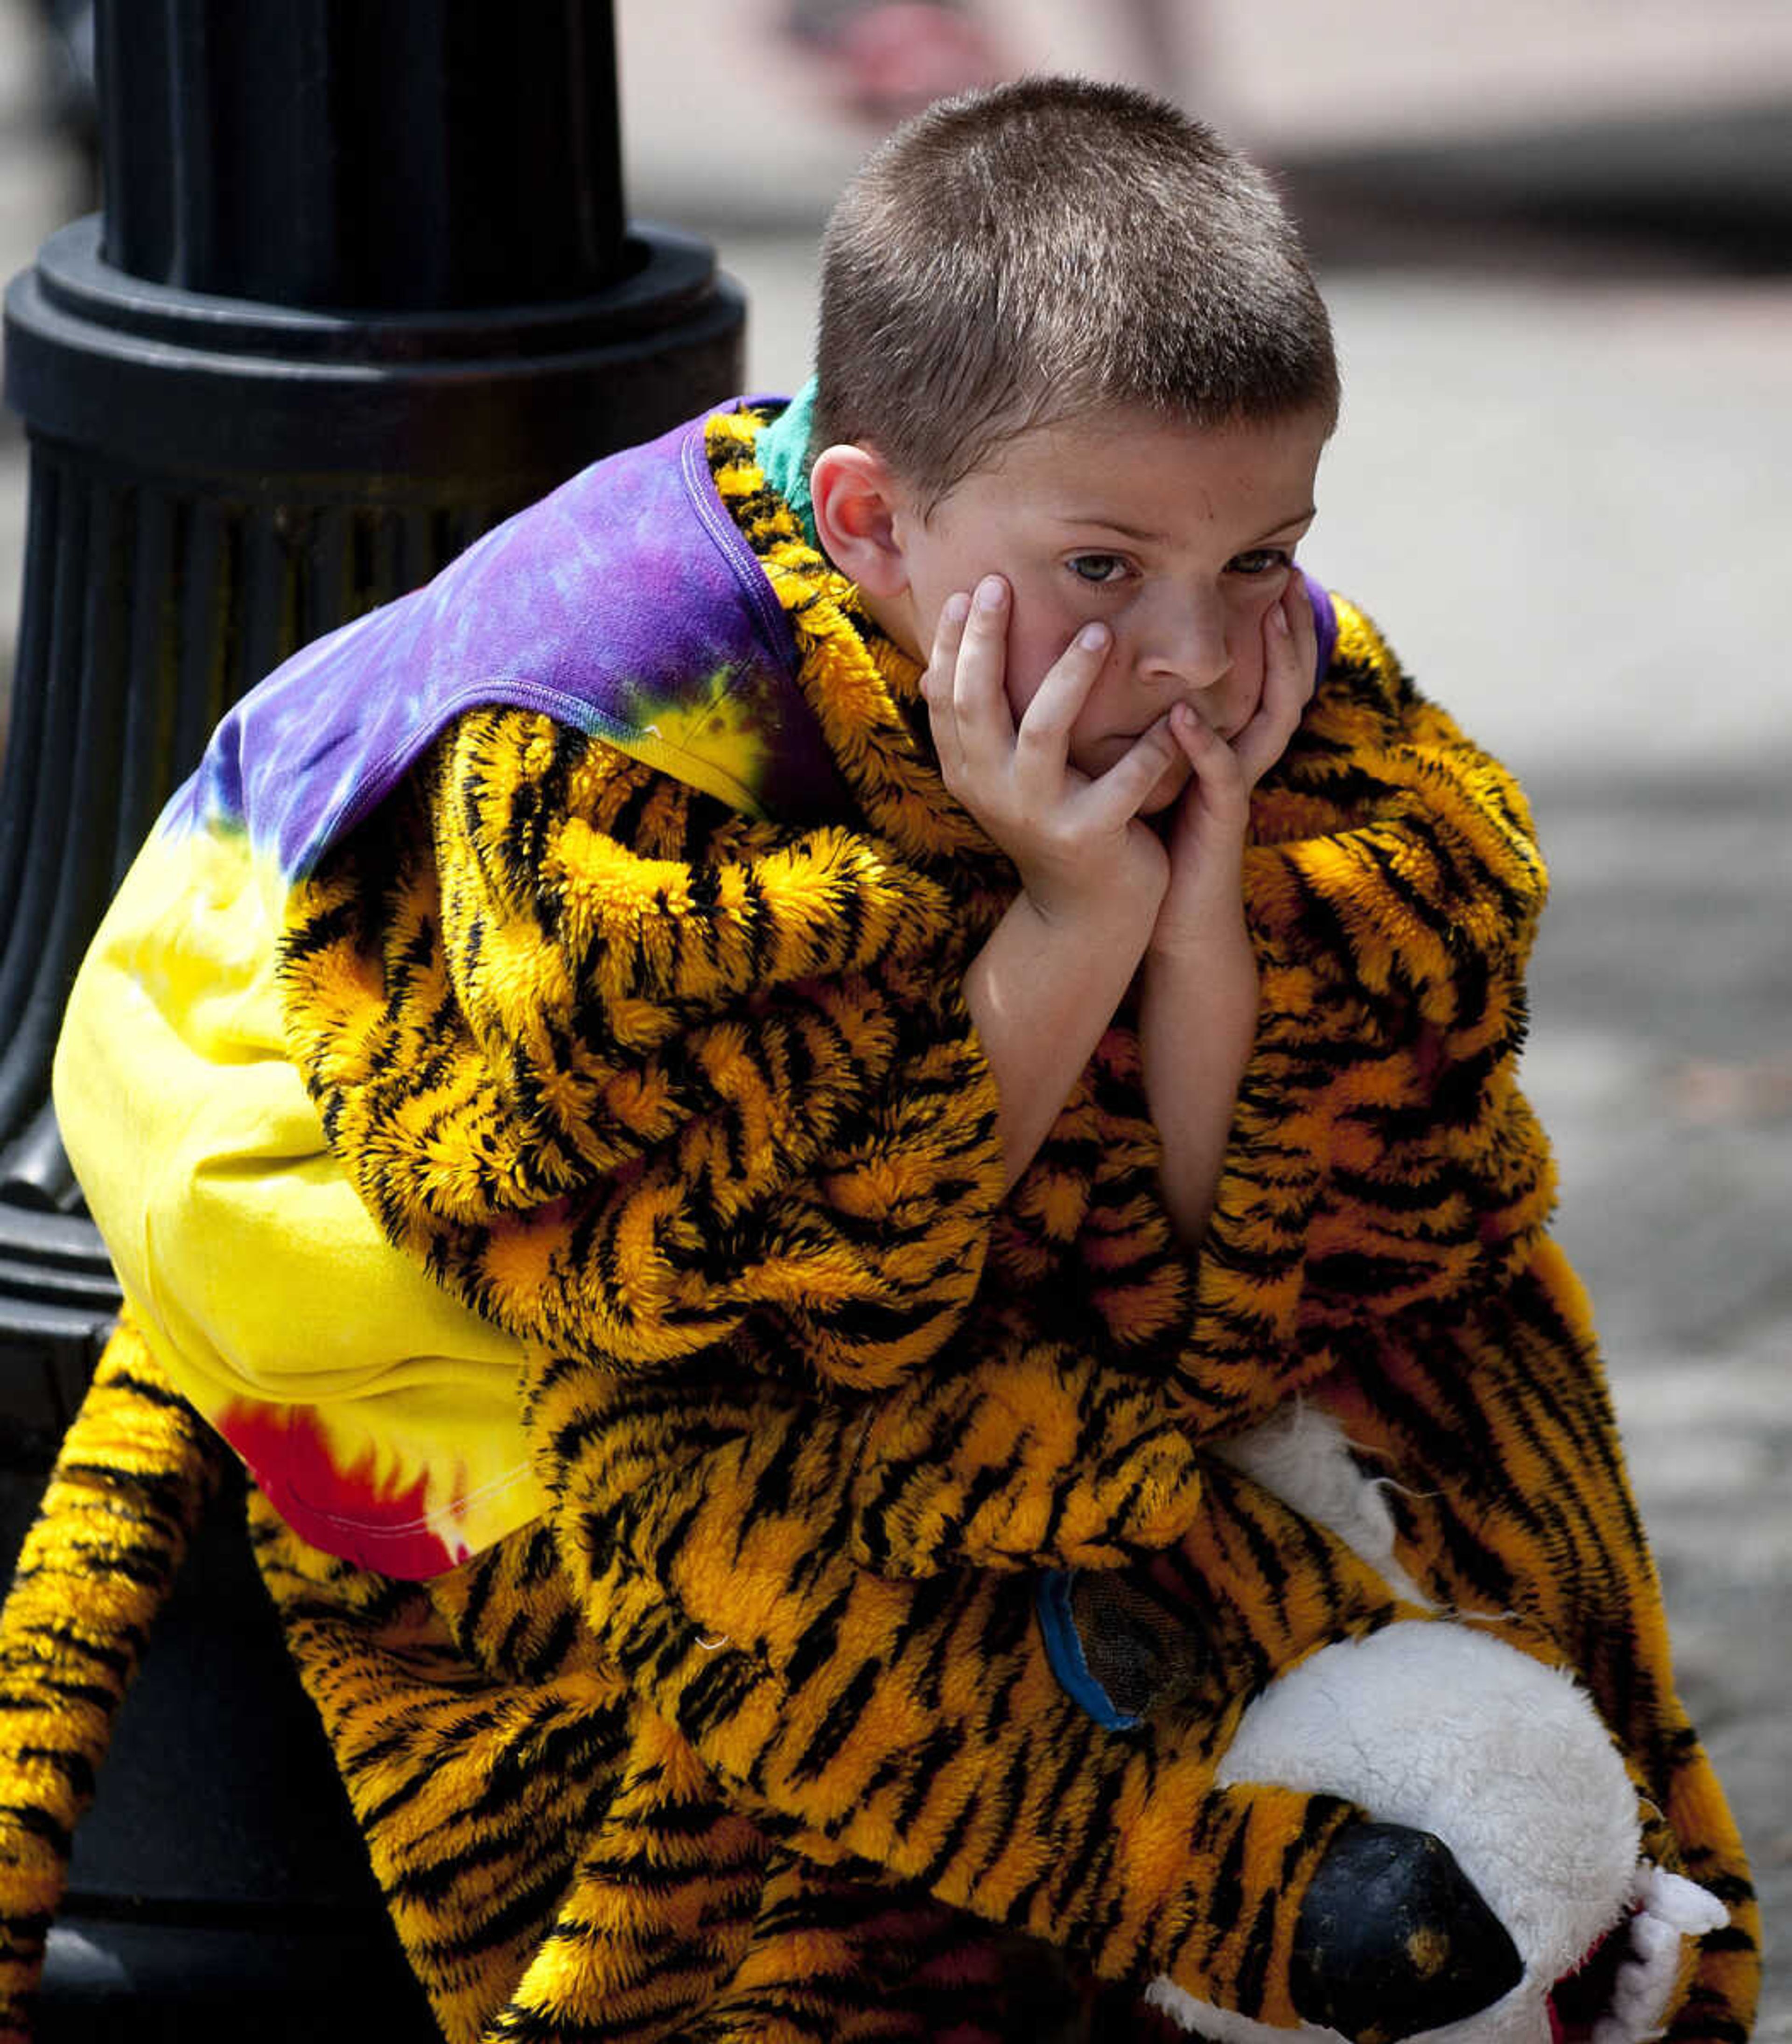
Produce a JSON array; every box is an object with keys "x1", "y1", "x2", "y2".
[
  {"x1": 0, "y1": 4, "x2": 745, "y2": 2027},
  {"x1": 0, "y1": 0, "x2": 745, "y2": 1431}
]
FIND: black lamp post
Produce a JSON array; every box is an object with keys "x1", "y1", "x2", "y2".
[{"x1": 0, "y1": 4, "x2": 744, "y2": 2027}]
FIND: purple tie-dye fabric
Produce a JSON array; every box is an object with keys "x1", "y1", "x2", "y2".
[
  {"x1": 173, "y1": 405, "x2": 848, "y2": 875},
  {"x1": 1302, "y1": 568, "x2": 1337, "y2": 679}
]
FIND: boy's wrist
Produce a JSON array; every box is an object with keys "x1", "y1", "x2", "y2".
[
  {"x1": 1144, "y1": 900, "x2": 1255, "y2": 971},
  {"x1": 1017, "y1": 870, "x2": 1162, "y2": 952},
  {"x1": 1016, "y1": 833, "x2": 1169, "y2": 937}
]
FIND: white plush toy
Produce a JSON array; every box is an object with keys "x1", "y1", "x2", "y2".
[{"x1": 1144, "y1": 1407, "x2": 1728, "y2": 2044}]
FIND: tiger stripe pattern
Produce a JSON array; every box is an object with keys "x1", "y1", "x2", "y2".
[
  {"x1": 1320, "y1": 1244, "x2": 1761, "y2": 2043},
  {"x1": 266, "y1": 406, "x2": 1757, "y2": 2034},
  {"x1": 0, "y1": 1320, "x2": 223, "y2": 2040}
]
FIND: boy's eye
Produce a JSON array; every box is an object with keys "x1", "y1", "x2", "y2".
[
  {"x1": 1066, "y1": 553, "x2": 1129, "y2": 585},
  {"x1": 1227, "y1": 547, "x2": 1293, "y2": 578}
]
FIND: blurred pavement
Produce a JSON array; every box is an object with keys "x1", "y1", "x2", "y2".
[{"x1": 1, "y1": 0, "x2": 1788, "y2": 2028}]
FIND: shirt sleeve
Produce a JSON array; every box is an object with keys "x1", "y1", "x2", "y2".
[{"x1": 282, "y1": 705, "x2": 1008, "y2": 1391}]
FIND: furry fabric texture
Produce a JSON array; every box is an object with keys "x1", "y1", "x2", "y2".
[
  {"x1": 0, "y1": 405, "x2": 1760, "y2": 2043},
  {"x1": 0, "y1": 1323, "x2": 225, "y2": 2037}
]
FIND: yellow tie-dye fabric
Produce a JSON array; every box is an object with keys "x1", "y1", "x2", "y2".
[{"x1": 55, "y1": 811, "x2": 548, "y2": 1576}]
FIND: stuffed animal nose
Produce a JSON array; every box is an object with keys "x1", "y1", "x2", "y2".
[{"x1": 1291, "y1": 1820, "x2": 1525, "y2": 2044}]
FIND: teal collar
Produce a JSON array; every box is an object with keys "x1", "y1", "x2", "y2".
[{"x1": 756, "y1": 375, "x2": 820, "y2": 550}]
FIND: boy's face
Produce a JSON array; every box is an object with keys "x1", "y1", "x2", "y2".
[{"x1": 883, "y1": 405, "x2": 1329, "y2": 812}]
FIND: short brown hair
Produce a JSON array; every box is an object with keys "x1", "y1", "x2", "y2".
[{"x1": 814, "y1": 77, "x2": 1338, "y2": 504}]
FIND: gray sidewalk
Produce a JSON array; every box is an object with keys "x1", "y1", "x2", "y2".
[{"x1": 1, "y1": 0, "x2": 1787, "y2": 2028}]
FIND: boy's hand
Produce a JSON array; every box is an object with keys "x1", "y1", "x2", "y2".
[
  {"x1": 1150, "y1": 578, "x2": 1317, "y2": 961},
  {"x1": 924, "y1": 576, "x2": 1172, "y2": 924}
]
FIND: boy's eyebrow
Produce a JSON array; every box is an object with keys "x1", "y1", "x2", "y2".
[
  {"x1": 1058, "y1": 514, "x2": 1168, "y2": 543},
  {"x1": 1056, "y1": 504, "x2": 1318, "y2": 544},
  {"x1": 1260, "y1": 504, "x2": 1318, "y2": 535}
]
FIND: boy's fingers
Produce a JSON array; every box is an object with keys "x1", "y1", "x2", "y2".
[
  {"x1": 1081, "y1": 714, "x2": 1183, "y2": 821},
  {"x1": 1011, "y1": 620, "x2": 1111, "y2": 775},
  {"x1": 1233, "y1": 586, "x2": 1315, "y2": 786},
  {"x1": 921, "y1": 592, "x2": 973, "y2": 777},
  {"x1": 1175, "y1": 700, "x2": 1240, "y2": 773},
  {"x1": 1288, "y1": 574, "x2": 1320, "y2": 678},
  {"x1": 1267, "y1": 578, "x2": 1316, "y2": 689},
  {"x1": 1169, "y1": 702, "x2": 1250, "y2": 823},
  {"x1": 923, "y1": 589, "x2": 972, "y2": 705},
  {"x1": 947, "y1": 575, "x2": 1022, "y2": 763}
]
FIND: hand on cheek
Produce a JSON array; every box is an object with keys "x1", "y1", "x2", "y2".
[
  {"x1": 920, "y1": 574, "x2": 1174, "y2": 925},
  {"x1": 1232, "y1": 580, "x2": 1318, "y2": 788},
  {"x1": 1151, "y1": 586, "x2": 1316, "y2": 959}
]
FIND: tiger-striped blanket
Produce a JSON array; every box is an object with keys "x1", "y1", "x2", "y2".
[{"x1": 0, "y1": 403, "x2": 1758, "y2": 2042}]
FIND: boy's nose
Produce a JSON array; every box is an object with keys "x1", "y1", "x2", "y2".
[{"x1": 1136, "y1": 588, "x2": 1231, "y2": 693}]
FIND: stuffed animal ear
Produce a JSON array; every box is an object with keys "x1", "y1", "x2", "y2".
[
  {"x1": 1589, "y1": 1863, "x2": 1729, "y2": 2044},
  {"x1": 1213, "y1": 1402, "x2": 1432, "y2": 1611}
]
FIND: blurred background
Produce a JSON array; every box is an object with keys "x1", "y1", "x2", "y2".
[{"x1": 0, "y1": 0, "x2": 1787, "y2": 2028}]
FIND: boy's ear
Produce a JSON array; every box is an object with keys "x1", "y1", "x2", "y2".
[{"x1": 809, "y1": 443, "x2": 914, "y2": 600}]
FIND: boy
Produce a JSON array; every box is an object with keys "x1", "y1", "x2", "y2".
[{"x1": 7, "y1": 78, "x2": 1757, "y2": 2044}]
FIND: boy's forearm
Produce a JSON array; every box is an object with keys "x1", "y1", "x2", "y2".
[
  {"x1": 1139, "y1": 932, "x2": 1260, "y2": 1244},
  {"x1": 965, "y1": 888, "x2": 1157, "y2": 1188}
]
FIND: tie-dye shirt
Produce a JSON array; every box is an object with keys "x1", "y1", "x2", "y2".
[{"x1": 55, "y1": 404, "x2": 848, "y2": 1577}]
